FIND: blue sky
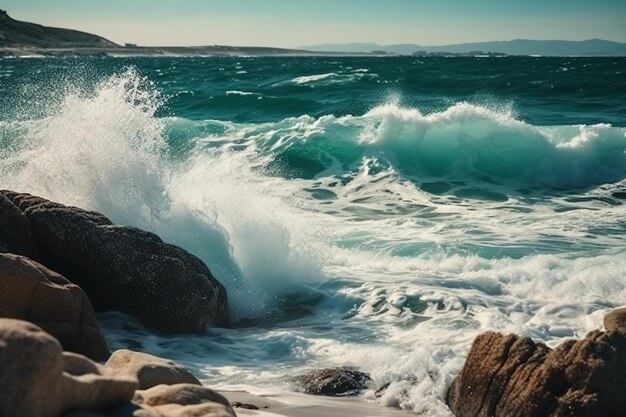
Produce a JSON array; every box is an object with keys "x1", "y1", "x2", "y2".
[{"x1": 4, "y1": 0, "x2": 626, "y2": 46}]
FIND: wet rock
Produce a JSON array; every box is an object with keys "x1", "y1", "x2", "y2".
[
  {"x1": 104, "y1": 349, "x2": 201, "y2": 390},
  {"x1": 0, "y1": 318, "x2": 137, "y2": 417},
  {"x1": 0, "y1": 192, "x2": 41, "y2": 258},
  {"x1": 0, "y1": 253, "x2": 110, "y2": 360},
  {"x1": 373, "y1": 374, "x2": 419, "y2": 398},
  {"x1": 231, "y1": 401, "x2": 259, "y2": 409},
  {"x1": 295, "y1": 368, "x2": 373, "y2": 396},
  {"x1": 134, "y1": 384, "x2": 235, "y2": 417},
  {"x1": 447, "y1": 308, "x2": 626, "y2": 417},
  {"x1": 0, "y1": 190, "x2": 229, "y2": 334},
  {"x1": 374, "y1": 382, "x2": 390, "y2": 398}
]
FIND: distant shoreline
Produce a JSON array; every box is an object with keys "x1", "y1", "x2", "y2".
[
  {"x1": 2, "y1": 10, "x2": 625, "y2": 58},
  {"x1": 2, "y1": 46, "x2": 626, "y2": 58},
  {"x1": 0, "y1": 45, "x2": 390, "y2": 58}
]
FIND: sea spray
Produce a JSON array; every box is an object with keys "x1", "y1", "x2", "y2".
[
  {"x1": 164, "y1": 149, "x2": 328, "y2": 319},
  {"x1": 0, "y1": 68, "x2": 167, "y2": 218},
  {"x1": 0, "y1": 68, "x2": 327, "y2": 320}
]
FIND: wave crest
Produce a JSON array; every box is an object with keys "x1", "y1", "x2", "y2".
[{"x1": 223, "y1": 102, "x2": 626, "y2": 190}]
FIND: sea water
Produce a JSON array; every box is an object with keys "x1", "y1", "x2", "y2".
[{"x1": 1, "y1": 56, "x2": 625, "y2": 415}]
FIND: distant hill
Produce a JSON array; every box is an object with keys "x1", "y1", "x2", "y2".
[
  {"x1": 303, "y1": 39, "x2": 626, "y2": 56},
  {"x1": 0, "y1": 9, "x2": 119, "y2": 48}
]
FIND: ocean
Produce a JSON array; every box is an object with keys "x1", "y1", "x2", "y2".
[{"x1": 1, "y1": 56, "x2": 625, "y2": 415}]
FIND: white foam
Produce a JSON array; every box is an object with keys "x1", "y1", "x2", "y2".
[
  {"x1": 292, "y1": 73, "x2": 338, "y2": 84},
  {"x1": 290, "y1": 71, "x2": 378, "y2": 86},
  {"x1": 226, "y1": 90, "x2": 259, "y2": 96}
]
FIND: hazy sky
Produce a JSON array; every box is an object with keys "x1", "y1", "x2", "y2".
[{"x1": 4, "y1": 0, "x2": 626, "y2": 47}]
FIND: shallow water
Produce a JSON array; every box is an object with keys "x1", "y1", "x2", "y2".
[{"x1": 1, "y1": 56, "x2": 625, "y2": 416}]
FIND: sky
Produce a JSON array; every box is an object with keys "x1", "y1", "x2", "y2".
[{"x1": 3, "y1": 0, "x2": 626, "y2": 47}]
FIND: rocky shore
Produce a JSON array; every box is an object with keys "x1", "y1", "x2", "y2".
[
  {"x1": 0, "y1": 190, "x2": 235, "y2": 416},
  {"x1": 447, "y1": 308, "x2": 626, "y2": 417},
  {"x1": 0, "y1": 190, "x2": 385, "y2": 416},
  {"x1": 1, "y1": 189, "x2": 625, "y2": 416},
  {"x1": 0, "y1": 318, "x2": 235, "y2": 417}
]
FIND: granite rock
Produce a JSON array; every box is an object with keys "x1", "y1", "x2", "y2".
[
  {"x1": 0, "y1": 319, "x2": 136, "y2": 417},
  {"x1": 0, "y1": 190, "x2": 229, "y2": 334},
  {"x1": 447, "y1": 308, "x2": 626, "y2": 417},
  {"x1": 0, "y1": 253, "x2": 110, "y2": 360},
  {"x1": 104, "y1": 349, "x2": 201, "y2": 390}
]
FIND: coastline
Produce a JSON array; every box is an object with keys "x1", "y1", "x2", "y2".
[
  {"x1": 0, "y1": 45, "x2": 391, "y2": 58},
  {"x1": 3, "y1": 47, "x2": 626, "y2": 58}
]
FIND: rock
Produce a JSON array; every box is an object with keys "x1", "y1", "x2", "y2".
[
  {"x1": 604, "y1": 307, "x2": 626, "y2": 334},
  {"x1": 63, "y1": 352, "x2": 103, "y2": 376},
  {"x1": 104, "y1": 349, "x2": 201, "y2": 390},
  {"x1": 0, "y1": 190, "x2": 229, "y2": 334},
  {"x1": 134, "y1": 384, "x2": 235, "y2": 417},
  {"x1": 0, "y1": 192, "x2": 41, "y2": 258},
  {"x1": 295, "y1": 368, "x2": 373, "y2": 396},
  {"x1": 0, "y1": 318, "x2": 137, "y2": 417},
  {"x1": 446, "y1": 332, "x2": 549, "y2": 417},
  {"x1": 0, "y1": 253, "x2": 110, "y2": 361},
  {"x1": 231, "y1": 402, "x2": 259, "y2": 410},
  {"x1": 447, "y1": 309, "x2": 626, "y2": 417}
]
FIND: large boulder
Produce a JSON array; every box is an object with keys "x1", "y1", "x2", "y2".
[
  {"x1": 0, "y1": 253, "x2": 110, "y2": 361},
  {"x1": 446, "y1": 307, "x2": 626, "y2": 417},
  {"x1": 0, "y1": 319, "x2": 137, "y2": 417},
  {"x1": 103, "y1": 349, "x2": 201, "y2": 390},
  {"x1": 295, "y1": 368, "x2": 373, "y2": 396},
  {"x1": 0, "y1": 190, "x2": 229, "y2": 334}
]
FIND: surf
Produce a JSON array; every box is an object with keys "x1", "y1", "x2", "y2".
[{"x1": 1, "y1": 64, "x2": 625, "y2": 416}]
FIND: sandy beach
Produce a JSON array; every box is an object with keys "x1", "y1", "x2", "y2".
[{"x1": 220, "y1": 391, "x2": 417, "y2": 417}]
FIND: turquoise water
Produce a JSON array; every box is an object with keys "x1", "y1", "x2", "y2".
[{"x1": 1, "y1": 56, "x2": 625, "y2": 415}]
